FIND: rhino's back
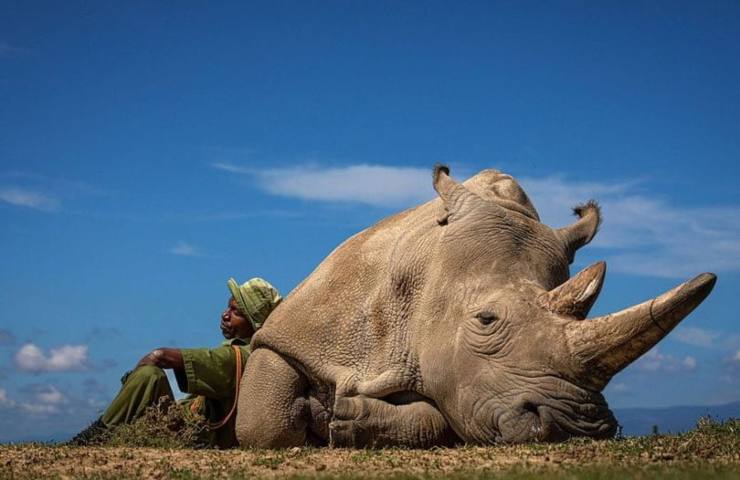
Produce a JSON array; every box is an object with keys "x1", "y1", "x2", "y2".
[{"x1": 252, "y1": 199, "x2": 440, "y2": 384}]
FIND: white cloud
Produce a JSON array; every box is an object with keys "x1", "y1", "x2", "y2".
[
  {"x1": 720, "y1": 335, "x2": 740, "y2": 351},
  {"x1": 21, "y1": 403, "x2": 59, "y2": 415},
  {"x1": 35, "y1": 386, "x2": 65, "y2": 405},
  {"x1": 0, "y1": 385, "x2": 68, "y2": 416},
  {"x1": 672, "y1": 327, "x2": 740, "y2": 352},
  {"x1": 170, "y1": 241, "x2": 202, "y2": 257},
  {"x1": 720, "y1": 350, "x2": 740, "y2": 383},
  {"x1": 87, "y1": 397, "x2": 107, "y2": 409},
  {"x1": 211, "y1": 162, "x2": 252, "y2": 174},
  {"x1": 0, "y1": 187, "x2": 59, "y2": 211},
  {"x1": 635, "y1": 347, "x2": 697, "y2": 372},
  {"x1": 17, "y1": 386, "x2": 68, "y2": 416},
  {"x1": 14, "y1": 343, "x2": 89, "y2": 372},
  {"x1": 608, "y1": 382, "x2": 630, "y2": 394},
  {"x1": 46, "y1": 346, "x2": 88, "y2": 370},
  {"x1": 0, "y1": 172, "x2": 104, "y2": 211},
  {"x1": 216, "y1": 163, "x2": 434, "y2": 208},
  {"x1": 0, "y1": 389, "x2": 15, "y2": 408},
  {"x1": 258, "y1": 165, "x2": 434, "y2": 207},
  {"x1": 519, "y1": 176, "x2": 740, "y2": 278},
  {"x1": 673, "y1": 327, "x2": 720, "y2": 348},
  {"x1": 215, "y1": 162, "x2": 740, "y2": 278}
]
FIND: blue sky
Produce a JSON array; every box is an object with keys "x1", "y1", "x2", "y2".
[{"x1": 1, "y1": 1, "x2": 739, "y2": 442}]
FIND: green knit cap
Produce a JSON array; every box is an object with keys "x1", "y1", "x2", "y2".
[{"x1": 227, "y1": 277, "x2": 282, "y2": 330}]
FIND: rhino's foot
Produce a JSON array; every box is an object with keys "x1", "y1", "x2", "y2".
[
  {"x1": 329, "y1": 394, "x2": 456, "y2": 448},
  {"x1": 329, "y1": 396, "x2": 372, "y2": 447}
]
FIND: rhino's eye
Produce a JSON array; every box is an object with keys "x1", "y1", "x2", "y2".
[{"x1": 476, "y1": 311, "x2": 498, "y2": 326}]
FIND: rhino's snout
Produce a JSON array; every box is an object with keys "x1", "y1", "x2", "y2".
[
  {"x1": 470, "y1": 395, "x2": 544, "y2": 444},
  {"x1": 497, "y1": 399, "x2": 568, "y2": 444},
  {"x1": 486, "y1": 394, "x2": 615, "y2": 444},
  {"x1": 498, "y1": 401, "x2": 539, "y2": 444}
]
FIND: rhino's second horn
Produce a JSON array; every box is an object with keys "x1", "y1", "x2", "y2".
[{"x1": 538, "y1": 261, "x2": 606, "y2": 320}]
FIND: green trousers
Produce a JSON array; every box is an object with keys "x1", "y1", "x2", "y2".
[
  {"x1": 99, "y1": 365, "x2": 239, "y2": 448},
  {"x1": 101, "y1": 365, "x2": 177, "y2": 426}
]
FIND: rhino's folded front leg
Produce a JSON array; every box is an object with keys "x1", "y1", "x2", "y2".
[{"x1": 329, "y1": 394, "x2": 455, "y2": 448}]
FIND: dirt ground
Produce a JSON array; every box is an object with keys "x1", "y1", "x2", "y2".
[{"x1": 1, "y1": 427, "x2": 739, "y2": 480}]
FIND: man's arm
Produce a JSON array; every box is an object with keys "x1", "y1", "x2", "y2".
[{"x1": 136, "y1": 348, "x2": 184, "y2": 372}]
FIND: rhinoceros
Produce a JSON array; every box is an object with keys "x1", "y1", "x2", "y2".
[{"x1": 235, "y1": 165, "x2": 716, "y2": 448}]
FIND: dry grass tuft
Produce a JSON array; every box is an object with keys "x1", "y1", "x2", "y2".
[{"x1": 103, "y1": 398, "x2": 207, "y2": 449}]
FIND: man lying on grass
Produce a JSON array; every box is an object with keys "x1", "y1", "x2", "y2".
[{"x1": 69, "y1": 277, "x2": 282, "y2": 448}]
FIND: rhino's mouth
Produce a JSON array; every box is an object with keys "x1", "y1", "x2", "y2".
[
  {"x1": 517, "y1": 401, "x2": 616, "y2": 442},
  {"x1": 467, "y1": 383, "x2": 617, "y2": 444}
]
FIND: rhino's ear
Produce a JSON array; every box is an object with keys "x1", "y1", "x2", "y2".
[
  {"x1": 433, "y1": 164, "x2": 471, "y2": 225},
  {"x1": 555, "y1": 200, "x2": 601, "y2": 263}
]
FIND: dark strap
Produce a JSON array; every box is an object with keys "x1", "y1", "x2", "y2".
[{"x1": 192, "y1": 345, "x2": 243, "y2": 430}]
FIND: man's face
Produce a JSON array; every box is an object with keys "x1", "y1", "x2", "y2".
[{"x1": 221, "y1": 297, "x2": 254, "y2": 339}]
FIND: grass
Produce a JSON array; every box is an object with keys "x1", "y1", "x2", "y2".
[
  {"x1": 102, "y1": 398, "x2": 207, "y2": 448},
  {"x1": 0, "y1": 417, "x2": 737, "y2": 479}
]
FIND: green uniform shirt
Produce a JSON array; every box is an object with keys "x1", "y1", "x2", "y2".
[{"x1": 176, "y1": 337, "x2": 251, "y2": 448}]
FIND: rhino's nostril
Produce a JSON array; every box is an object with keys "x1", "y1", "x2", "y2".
[
  {"x1": 520, "y1": 401, "x2": 538, "y2": 414},
  {"x1": 517, "y1": 401, "x2": 540, "y2": 421},
  {"x1": 516, "y1": 401, "x2": 547, "y2": 440}
]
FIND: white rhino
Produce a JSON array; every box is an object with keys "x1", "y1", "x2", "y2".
[{"x1": 236, "y1": 166, "x2": 716, "y2": 447}]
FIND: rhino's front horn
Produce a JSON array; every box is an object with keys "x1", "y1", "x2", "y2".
[
  {"x1": 539, "y1": 261, "x2": 606, "y2": 319},
  {"x1": 566, "y1": 273, "x2": 716, "y2": 387}
]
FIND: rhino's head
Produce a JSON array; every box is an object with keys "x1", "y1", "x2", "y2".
[{"x1": 417, "y1": 166, "x2": 716, "y2": 444}]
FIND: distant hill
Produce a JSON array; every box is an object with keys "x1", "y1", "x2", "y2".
[{"x1": 614, "y1": 400, "x2": 740, "y2": 436}]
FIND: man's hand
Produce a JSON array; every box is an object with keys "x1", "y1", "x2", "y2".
[{"x1": 136, "y1": 348, "x2": 184, "y2": 372}]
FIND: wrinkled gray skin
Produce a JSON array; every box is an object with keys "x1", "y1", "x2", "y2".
[{"x1": 236, "y1": 166, "x2": 716, "y2": 448}]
